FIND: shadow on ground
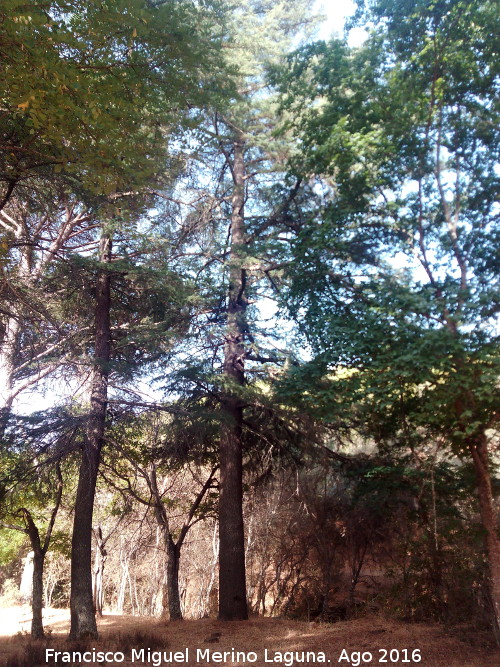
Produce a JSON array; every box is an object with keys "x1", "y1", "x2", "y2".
[{"x1": 0, "y1": 611, "x2": 497, "y2": 666}]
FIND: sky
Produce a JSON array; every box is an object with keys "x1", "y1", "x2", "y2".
[{"x1": 315, "y1": 0, "x2": 367, "y2": 46}]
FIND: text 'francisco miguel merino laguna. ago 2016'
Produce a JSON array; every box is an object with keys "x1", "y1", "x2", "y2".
[{"x1": 45, "y1": 647, "x2": 329, "y2": 666}]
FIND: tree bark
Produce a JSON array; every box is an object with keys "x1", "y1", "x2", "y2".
[
  {"x1": 117, "y1": 541, "x2": 129, "y2": 614},
  {"x1": 150, "y1": 467, "x2": 184, "y2": 621},
  {"x1": 165, "y1": 536, "x2": 182, "y2": 621},
  {"x1": 219, "y1": 131, "x2": 248, "y2": 621},
  {"x1": 148, "y1": 464, "x2": 183, "y2": 621},
  {"x1": 69, "y1": 234, "x2": 112, "y2": 639},
  {"x1": 92, "y1": 527, "x2": 107, "y2": 617},
  {"x1": 469, "y1": 433, "x2": 500, "y2": 640},
  {"x1": 31, "y1": 549, "x2": 45, "y2": 639},
  {"x1": 454, "y1": 382, "x2": 500, "y2": 640},
  {"x1": 147, "y1": 464, "x2": 217, "y2": 621}
]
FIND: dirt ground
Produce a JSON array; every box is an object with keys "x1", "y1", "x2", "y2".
[{"x1": 0, "y1": 608, "x2": 498, "y2": 667}]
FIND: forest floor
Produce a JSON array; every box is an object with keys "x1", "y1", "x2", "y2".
[{"x1": 0, "y1": 607, "x2": 498, "y2": 667}]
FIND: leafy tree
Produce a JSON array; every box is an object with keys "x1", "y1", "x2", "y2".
[
  {"x1": 1, "y1": 0, "x2": 232, "y2": 639},
  {"x1": 0, "y1": 191, "x2": 96, "y2": 433},
  {"x1": 276, "y1": 0, "x2": 500, "y2": 638},
  {"x1": 0, "y1": 0, "x2": 229, "y2": 430},
  {"x1": 69, "y1": 226, "x2": 112, "y2": 639},
  {"x1": 183, "y1": 0, "x2": 318, "y2": 620},
  {"x1": 0, "y1": 0, "x2": 229, "y2": 209},
  {"x1": 66, "y1": 201, "x2": 213, "y2": 637},
  {"x1": 101, "y1": 411, "x2": 219, "y2": 621},
  {"x1": 0, "y1": 451, "x2": 64, "y2": 638}
]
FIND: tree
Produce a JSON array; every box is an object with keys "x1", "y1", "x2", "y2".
[
  {"x1": 0, "y1": 0, "x2": 231, "y2": 640},
  {"x1": 194, "y1": 0, "x2": 318, "y2": 621},
  {"x1": 69, "y1": 229, "x2": 112, "y2": 639},
  {"x1": 102, "y1": 411, "x2": 219, "y2": 621},
  {"x1": 0, "y1": 0, "x2": 230, "y2": 432},
  {"x1": 0, "y1": 193, "x2": 96, "y2": 433},
  {"x1": 0, "y1": 458, "x2": 64, "y2": 638},
  {"x1": 276, "y1": 0, "x2": 500, "y2": 638},
  {"x1": 0, "y1": 0, "x2": 229, "y2": 210},
  {"x1": 65, "y1": 184, "x2": 227, "y2": 636}
]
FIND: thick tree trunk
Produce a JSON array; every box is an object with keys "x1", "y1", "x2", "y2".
[
  {"x1": 469, "y1": 433, "x2": 500, "y2": 640},
  {"x1": 219, "y1": 132, "x2": 248, "y2": 621},
  {"x1": 69, "y1": 447, "x2": 101, "y2": 637},
  {"x1": 31, "y1": 549, "x2": 45, "y2": 639},
  {"x1": 69, "y1": 234, "x2": 112, "y2": 640},
  {"x1": 165, "y1": 537, "x2": 182, "y2": 621}
]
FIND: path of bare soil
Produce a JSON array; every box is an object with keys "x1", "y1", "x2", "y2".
[{"x1": 0, "y1": 608, "x2": 497, "y2": 667}]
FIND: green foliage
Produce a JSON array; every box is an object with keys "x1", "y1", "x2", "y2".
[
  {"x1": 0, "y1": 528, "x2": 25, "y2": 566},
  {"x1": 47, "y1": 530, "x2": 72, "y2": 559},
  {"x1": 0, "y1": 0, "x2": 231, "y2": 204},
  {"x1": 275, "y1": 0, "x2": 499, "y2": 455},
  {"x1": 1, "y1": 0, "x2": 497, "y2": 630}
]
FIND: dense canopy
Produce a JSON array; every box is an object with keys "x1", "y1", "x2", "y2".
[{"x1": 0, "y1": 0, "x2": 498, "y2": 650}]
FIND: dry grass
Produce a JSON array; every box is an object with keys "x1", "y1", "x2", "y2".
[{"x1": 0, "y1": 611, "x2": 497, "y2": 666}]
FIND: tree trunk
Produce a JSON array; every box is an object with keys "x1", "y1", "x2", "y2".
[
  {"x1": 69, "y1": 234, "x2": 112, "y2": 640},
  {"x1": 93, "y1": 535, "x2": 106, "y2": 617},
  {"x1": 149, "y1": 466, "x2": 184, "y2": 621},
  {"x1": 0, "y1": 314, "x2": 21, "y2": 434},
  {"x1": 469, "y1": 433, "x2": 500, "y2": 641},
  {"x1": 219, "y1": 132, "x2": 248, "y2": 621},
  {"x1": 31, "y1": 549, "x2": 45, "y2": 639},
  {"x1": 117, "y1": 542, "x2": 129, "y2": 614},
  {"x1": 165, "y1": 537, "x2": 182, "y2": 621},
  {"x1": 17, "y1": 465, "x2": 63, "y2": 638},
  {"x1": 204, "y1": 522, "x2": 219, "y2": 618}
]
